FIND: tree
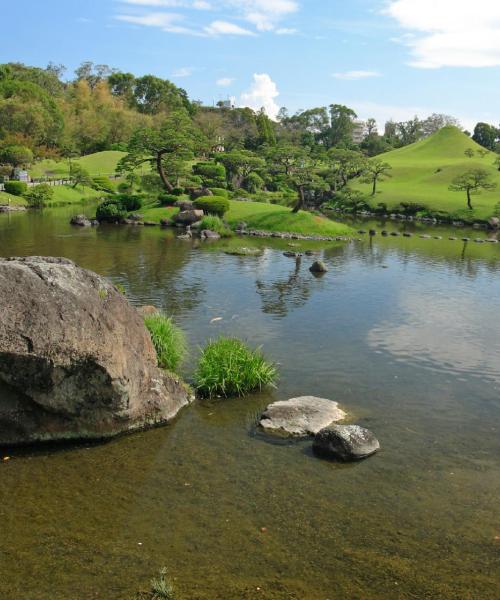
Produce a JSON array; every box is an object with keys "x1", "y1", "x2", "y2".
[
  {"x1": 362, "y1": 160, "x2": 392, "y2": 195},
  {"x1": 325, "y1": 149, "x2": 367, "y2": 192},
  {"x1": 24, "y1": 183, "x2": 54, "y2": 207},
  {"x1": 286, "y1": 149, "x2": 329, "y2": 213},
  {"x1": 477, "y1": 148, "x2": 489, "y2": 158},
  {"x1": 266, "y1": 143, "x2": 305, "y2": 176},
  {"x1": 449, "y1": 169, "x2": 497, "y2": 209},
  {"x1": 421, "y1": 114, "x2": 461, "y2": 136},
  {"x1": 366, "y1": 118, "x2": 377, "y2": 136},
  {"x1": 493, "y1": 156, "x2": 500, "y2": 172},
  {"x1": 215, "y1": 149, "x2": 265, "y2": 188},
  {"x1": 0, "y1": 144, "x2": 33, "y2": 168},
  {"x1": 464, "y1": 148, "x2": 475, "y2": 158},
  {"x1": 118, "y1": 111, "x2": 204, "y2": 192},
  {"x1": 395, "y1": 117, "x2": 422, "y2": 146},
  {"x1": 329, "y1": 104, "x2": 357, "y2": 147},
  {"x1": 472, "y1": 122, "x2": 498, "y2": 151},
  {"x1": 70, "y1": 163, "x2": 93, "y2": 189}
]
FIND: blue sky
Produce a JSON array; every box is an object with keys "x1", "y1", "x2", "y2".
[{"x1": 3, "y1": 0, "x2": 500, "y2": 129}]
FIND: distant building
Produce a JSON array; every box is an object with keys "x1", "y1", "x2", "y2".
[
  {"x1": 13, "y1": 168, "x2": 29, "y2": 182},
  {"x1": 351, "y1": 119, "x2": 367, "y2": 144},
  {"x1": 217, "y1": 97, "x2": 236, "y2": 110}
]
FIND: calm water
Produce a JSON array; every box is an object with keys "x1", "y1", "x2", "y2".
[{"x1": 1, "y1": 206, "x2": 500, "y2": 600}]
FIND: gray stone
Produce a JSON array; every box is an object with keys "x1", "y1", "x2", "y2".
[
  {"x1": 259, "y1": 396, "x2": 346, "y2": 437},
  {"x1": 200, "y1": 229, "x2": 221, "y2": 240},
  {"x1": 70, "y1": 214, "x2": 92, "y2": 227},
  {"x1": 309, "y1": 260, "x2": 328, "y2": 273},
  {"x1": 174, "y1": 200, "x2": 194, "y2": 212},
  {"x1": 313, "y1": 424, "x2": 380, "y2": 461},
  {"x1": 173, "y1": 209, "x2": 204, "y2": 225},
  {"x1": 0, "y1": 205, "x2": 27, "y2": 213},
  {"x1": 0, "y1": 256, "x2": 192, "y2": 445}
]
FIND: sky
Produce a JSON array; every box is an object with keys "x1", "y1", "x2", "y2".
[{"x1": 3, "y1": 0, "x2": 500, "y2": 130}]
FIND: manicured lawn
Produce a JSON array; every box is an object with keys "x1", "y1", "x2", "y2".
[
  {"x1": 353, "y1": 126, "x2": 500, "y2": 220},
  {"x1": 142, "y1": 200, "x2": 353, "y2": 236},
  {"x1": 0, "y1": 191, "x2": 26, "y2": 206},
  {"x1": 46, "y1": 185, "x2": 103, "y2": 206}
]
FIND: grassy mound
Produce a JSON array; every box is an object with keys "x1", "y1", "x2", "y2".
[
  {"x1": 29, "y1": 151, "x2": 126, "y2": 179},
  {"x1": 143, "y1": 313, "x2": 186, "y2": 373},
  {"x1": 354, "y1": 127, "x2": 500, "y2": 219},
  {"x1": 195, "y1": 337, "x2": 277, "y2": 398}
]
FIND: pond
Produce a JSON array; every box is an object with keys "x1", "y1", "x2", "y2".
[{"x1": 1, "y1": 206, "x2": 499, "y2": 599}]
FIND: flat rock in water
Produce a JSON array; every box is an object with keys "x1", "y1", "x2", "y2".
[
  {"x1": 259, "y1": 396, "x2": 346, "y2": 437},
  {"x1": 313, "y1": 424, "x2": 380, "y2": 461}
]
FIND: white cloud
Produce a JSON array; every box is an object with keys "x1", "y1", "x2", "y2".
[
  {"x1": 385, "y1": 0, "x2": 500, "y2": 68},
  {"x1": 333, "y1": 70, "x2": 381, "y2": 80},
  {"x1": 216, "y1": 77, "x2": 235, "y2": 86},
  {"x1": 204, "y1": 20, "x2": 255, "y2": 35},
  {"x1": 116, "y1": 11, "x2": 203, "y2": 34},
  {"x1": 240, "y1": 73, "x2": 280, "y2": 120},
  {"x1": 228, "y1": 0, "x2": 298, "y2": 31},
  {"x1": 276, "y1": 27, "x2": 297, "y2": 35},
  {"x1": 172, "y1": 67, "x2": 193, "y2": 77},
  {"x1": 120, "y1": 0, "x2": 211, "y2": 7}
]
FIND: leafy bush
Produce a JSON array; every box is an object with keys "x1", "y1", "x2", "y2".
[
  {"x1": 208, "y1": 187, "x2": 229, "y2": 198},
  {"x1": 192, "y1": 161, "x2": 226, "y2": 187},
  {"x1": 23, "y1": 184, "x2": 54, "y2": 207},
  {"x1": 195, "y1": 337, "x2": 277, "y2": 398},
  {"x1": 396, "y1": 201, "x2": 428, "y2": 216},
  {"x1": 117, "y1": 182, "x2": 132, "y2": 193},
  {"x1": 193, "y1": 196, "x2": 230, "y2": 217},
  {"x1": 198, "y1": 215, "x2": 232, "y2": 237},
  {"x1": 116, "y1": 193, "x2": 143, "y2": 211},
  {"x1": 158, "y1": 192, "x2": 179, "y2": 206},
  {"x1": 4, "y1": 180, "x2": 27, "y2": 196},
  {"x1": 172, "y1": 187, "x2": 184, "y2": 196},
  {"x1": 244, "y1": 172, "x2": 265, "y2": 193},
  {"x1": 143, "y1": 313, "x2": 186, "y2": 372},
  {"x1": 95, "y1": 199, "x2": 126, "y2": 223}
]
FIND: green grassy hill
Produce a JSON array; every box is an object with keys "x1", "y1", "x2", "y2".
[
  {"x1": 355, "y1": 126, "x2": 500, "y2": 220},
  {"x1": 29, "y1": 151, "x2": 126, "y2": 179}
]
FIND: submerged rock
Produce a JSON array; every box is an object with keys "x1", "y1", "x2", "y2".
[
  {"x1": 200, "y1": 229, "x2": 221, "y2": 240},
  {"x1": 259, "y1": 396, "x2": 346, "y2": 437},
  {"x1": 309, "y1": 260, "x2": 328, "y2": 274},
  {"x1": 313, "y1": 424, "x2": 380, "y2": 461},
  {"x1": 0, "y1": 256, "x2": 192, "y2": 445}
]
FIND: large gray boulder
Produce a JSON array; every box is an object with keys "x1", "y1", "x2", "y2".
[
  {"x1": 0, "y1": 256, "x2": 192, "y2": 445},
  {"x1": 173, "y1": 209, "x2": 204, "y2": 225},
  {"x1": 259, "y1": 396, "x2": 346, "y2": 437},
  {"x1": 313, "y1": 425, "x2": 380, "y2": 461}
]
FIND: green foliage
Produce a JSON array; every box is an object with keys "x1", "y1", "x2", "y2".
[
  {"x1": 192, "y1": 161, "x2": 226, "y2": 187},
  {"x1": 116, "y1": 193, "x2": 143, "y2": 211},
  {"x1": 244, "y1": 171, "x2": 264, "y2": 193},
  {"x1": 96, "y1": 199, "x2": 127, "y2": 223},
  {"x1": 92, "y1": 176, "x2": 116, "y2": 193},
  {"x1": 207, "y1": 187, "x2": 229, "y2": 198},
  {"x1": 0, "y1": 144, "x2": 33, "y2": 167},
  {"x1": 23, "y1": 183, "x2": 54, "y2": 207},
  {"x1": 4, "y1": 180, "x2": 27, "y2": 196},
  {"x1": 449, "y1": 168, "x2": 497, "y2": 209},
  {"x1": 198, "y1": 215, "x2": 232, "y2": 237},
  {"x1": 193, "y1": 195, "x2": 230, "y2": 217},
  {"x1": 70, "y1": 163, "x2": 93, "y2": 189},
  {"x1": 395, "y1": 201, "x2": 428, "y2": 215},
  {"x1": 195, "y1": 337, "x2": 277, "y2": 398},
  {"x1": 172, "y1": 186, "x2": 184, "y2": 195},
  {"x1": 143, "y1": 313, "x2": 186, "y2": 372},
  {"x1": 135, "y1": 567, "x2": 176, "y2": 600},
  {"x1": 158, "y1": 193, "x2": 179, "y2": 206}
]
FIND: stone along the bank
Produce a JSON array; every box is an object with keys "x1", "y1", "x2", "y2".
[{"x1": 0, "y1": 256, "x2": 192, "y2": 445}]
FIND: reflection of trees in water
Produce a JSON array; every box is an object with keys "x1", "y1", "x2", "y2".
[{"x1": 256, "y1": 257, "x2": 314, "y2": 318}]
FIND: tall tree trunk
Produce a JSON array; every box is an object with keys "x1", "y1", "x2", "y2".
[
  {"x1": 156, "y1": 149, "x2": 174, "y2": 193},
  {"x1": 467, "y1": 188, "x2": 472, "y2": 210},
  {"x1": 372, "y1": 176, "x2": 377, "y2": 196},
  {"x1": 292, "y1": 186, "x2": 305, "y2": 213}
]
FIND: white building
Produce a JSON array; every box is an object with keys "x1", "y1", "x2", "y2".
[{"x1": 351, "y1": 119, "x2": 367, "y2": 144}]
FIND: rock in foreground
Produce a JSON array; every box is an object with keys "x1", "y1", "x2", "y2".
[
  {"x1": 313, "y1": 425, "x2": 380, "y2": 461},
  {"x1": 0, "y1": 256, "x2": 192, "y2": 445},
  {"x1": 259, "y1": 396, "x2": 346, "y2": 437}
]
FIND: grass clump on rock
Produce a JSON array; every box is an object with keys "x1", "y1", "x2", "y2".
[
  {"x1": 143, "y1": 313, "x2": 187, "y2": 372},
  {"x1": 199, "y1": 215, "x2": 232, "y2": 237},
  {"x1": 195, "y1": 337, "x2": 277, "y2": 398}
]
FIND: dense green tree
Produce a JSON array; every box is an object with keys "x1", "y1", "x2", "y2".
[
  {"x1": 70, "y1": 163, "x2": 93, "y2": 189},
  {"x1": 216, "y1": 149, "x2": 265, "y2": 188},
  {"x1": 0, "y1": 144, "x2": 33, "y2": 168},
  {"x1": 362, "y1": 160, "x2": 393, "y2": 195},
  {"x1": 449, "y1": 169, "x2": 497, "y2": 209},
  {"x1": 472, "y1": 122, "x2": 498, "y2": 150},
  {"x1": 329, "y1": 104, "x2": 357, "y2": 148},
  {"x1": 325, "y1": 149, "x2": 367, "y2": 192}
]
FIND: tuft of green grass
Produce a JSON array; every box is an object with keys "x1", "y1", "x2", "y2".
[
  {"x1": 195, "y1": 337, "x2": 277, "y2": 398},
  {"x1": 198, "y1": 215, "x2": 233, "y2": 237},
  {"x1": 143, "y1": 313, "x2": 187, "y2": 372},
  {"x1": 135, "y1": 567, "x2": 176, "y2": 600},
  {"x1": 224, "y1": 246, "x2": 263, "y2": 256}
]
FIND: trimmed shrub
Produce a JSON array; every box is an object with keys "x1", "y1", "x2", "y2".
[
  {"x1": 4, "y1": 180, "x2": 28, "y2": 196},
  {"x1": 23, "y1": 184, "x2": 54, "y2": 208},
  {"x1": 193, "y1": 196, "x2": 230, "y2": 217},
  {"x1": 195, "y1": 337, "x2": 277, "y2": 398},
  {"x1": 158, "y1": 192, "x2": 179, "y2": 206},
  {"x1": 244, "y1": 172, "x2": 264, "y2": 193},
  {"x1": 116, "y1": 193, "x2": 143, "y2": 211},
  {"x1": 198, "y1": 215, "x2": 232, "y2": 237},
  {"x1": 95, "y1": 199, "x2": 126, "y2": 223},
  {"x1": 192, "y1": 161, "x2": 226, "y2": 187},
  {"x1": 172, "y1": 187, "x2": 184, "y2": 196},
  {"x1": 208, "y1": 187, "x2": 229, "y2": 198},
  {"x1": 143, "y1": 313, "x2": 187, "y2": 372}
]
